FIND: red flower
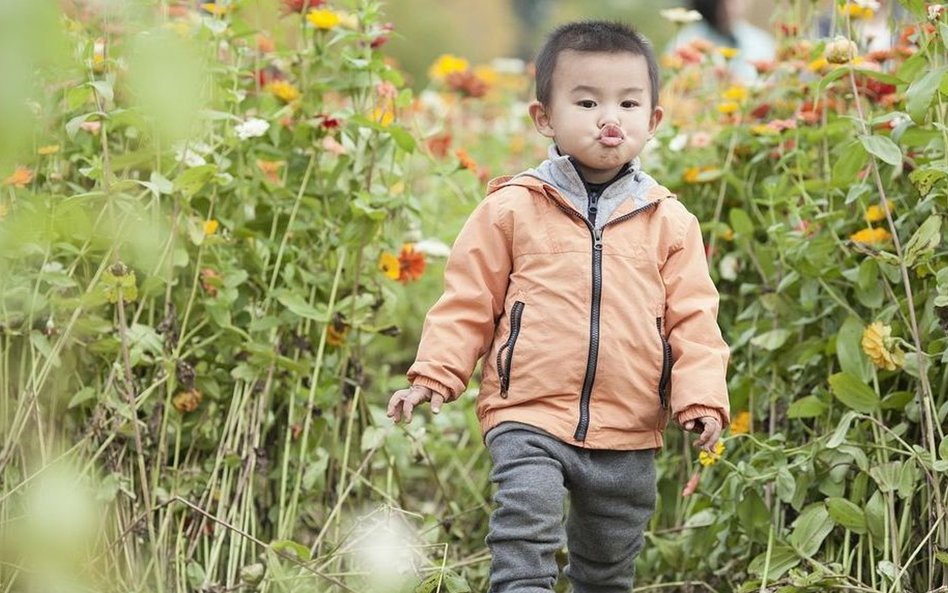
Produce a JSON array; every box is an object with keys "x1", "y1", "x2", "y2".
[
  {"x1": 281, "y1": 0, "x2": 324, "y2": 13},
  {"x1": 317, "y1": 114, "x2": 341, "y2": 129},
  {"x1": 750, "y1": 103, "x2": 771, "y2": 119},
  {"x1": 397, "y1": 244, "x2": 426, "y2": 284},
  {"x1": 426, "y1": 133, "x2": 452, "y2": 159},
  {"x1": 445, "y1": 70, "x2": 489, "y2": 98}
]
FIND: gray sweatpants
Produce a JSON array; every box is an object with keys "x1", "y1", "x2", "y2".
[{"x1": 485, "y1": 422, "x2": 658, "y2": 593}]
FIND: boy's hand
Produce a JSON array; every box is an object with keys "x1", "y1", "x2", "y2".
[
  {"x1": 683, "y1": 416, "x2": 722, "y2": 452},
  {"x1": 386, "y1": 385, "x2": 445, "y2": 424}
]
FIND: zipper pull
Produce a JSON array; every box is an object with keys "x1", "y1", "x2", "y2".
[{"x1": 593, "y1": 228, "x2": 604, "y2": 250}]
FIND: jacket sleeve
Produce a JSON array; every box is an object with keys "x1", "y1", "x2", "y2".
[
  {"x1": 406, "y1": 194, "x2": 513, "y2": 402},
  {"x1": 661, "y1": 212, "x2": 731, "y2": 428}
]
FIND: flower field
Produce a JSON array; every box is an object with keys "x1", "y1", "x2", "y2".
[{"x1": 0, "y1": 0, "x2": 946, "y2": 592}]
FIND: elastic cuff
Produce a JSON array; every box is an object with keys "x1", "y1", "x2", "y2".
[
  {"x1": 410, "y1": 377, "x2": 455, "y2": 402},
  {"x1": 676, "y1": 405, "x2": 727, "y2": 428}
]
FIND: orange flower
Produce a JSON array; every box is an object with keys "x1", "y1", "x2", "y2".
[
  {"x1": 2, "y1": 166, "x2": 33, "y2": 188},
  {"x1": 326, "y1": 314, "x2": 348, "y2": 347},
  {"x1": 256, "y1": 159, "x2": 284, "y2": 184},
  {"x1": 850, "y1": 227, "x2": 892, "y2": 245},
  {"x1": 426, "y1": 133, "x2": 452, "y2": 159},
  {"x1": 256, "y1": 34, "x2": 275, "y2": 53},
  {"x1": 455, "y1": 148, "x2": 479, "y2": 172},
  {"x1": 445, "y1": 70, "x2": 489, "y2": 97},
  {"x1": 397, "y1": 243, "x2": 426, "y2": 284}
]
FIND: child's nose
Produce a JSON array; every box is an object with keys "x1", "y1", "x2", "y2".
[{"x1": 598, "y1": 107, "x2": 620, "y2": 127}]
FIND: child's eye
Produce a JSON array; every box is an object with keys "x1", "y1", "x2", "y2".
[
  {"x1": 621, "y1": 100, "x2": 639, "y2": 109},
  {"x1": 576, "y1": 100, "x2": 596, "y2": 108}
]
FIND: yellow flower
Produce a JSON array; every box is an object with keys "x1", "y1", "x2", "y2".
[
  {"x1": 717, "y1": 101, "x2": 739, "y2": 114},
  {"x1": 267, "y1": 80, "x2": 301, "y2": 103},
  {"x1": 850, "y1": 227, "x2": 892, "y2": 245},
  {"x1": 751, "y1": 124, "x2": 778, "y2": 136},
  {"x1": 861, "y1": 321, "x2": 905, "y2": 371},
  {"x1": 2, "y1": 166, "x2": 33, "y2": 188},
  {"x1": 37, "y1": 144, "x2": 61, "y2": 155},
  {"x1": 720, "y1": 228, "x2": 735, "y2": 241},
  {"x1": 172, "y1": 388, "x2": 202, "y2": 413},
  {"x1": 722, "y1": 85, "x2": 748, "y2": 102},
  {"x1": 371, "y1": 106, "x2": 395, "y2": 127},
  {"x1": 378, "y1": 252, "x2": 400, "y2": 280},
  {"x1": 200, "y1": 2, "x2": 233, "y2": 16},
  {"x1": 808, "y1": 57, "x2": 830, "y2": 73},
  {"x1": 698, "y1": 441, "x2": 726, "y2": 467},
  {"x1": 306, "y1": 9, "x2": 341, "y2": 29},
  {"x1": 717, "y1": 47, "x2": 740, "y2": 59},
  {"x1": 839, "y1": 3, "x2": 876, "y2": 20},
  {"x1": 865, "y1": 203, "x2": 893, "y2": 223},
  {"x1": 473, "y1": 65, "x2": 499, "y2": 87},
  {"x1": 429, "y1": 54, "x2": 469, "y2": 81},
  {"x1": 730, "y1": 411, "x2": 751, "y2": 435},
  {"x1": 203, "y1": 219, "x2": 219, "y2": 236}
]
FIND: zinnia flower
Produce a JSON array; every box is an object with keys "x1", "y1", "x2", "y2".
[
  {"x1": 235, "y1": 117, "x2": 270, "y2": 139},
  {"x1": 371, "y1": 107, "x2": 395, "y2": 127},
  {"x1": 429, "y1": 54, "x2": 469, "y2": 82},
  {"x1": 172, "y1": 388, "x2": 202, "y2": 413},
  {"x1": 717, "y1": 101, "x2": 739, "y2": 114},
  {"x1": 455, "y1": 149, "x2": 479, "y2": 172},
  {"x1": 698, "y1": 441, "x2": 726, "y2": 467},
  {"x1": 717, "y1": 47, "x2": 740, "y2": 59},
  {"x1": 267, "y1": 80, "x2": 301, "y2": 102},
  {"x1": 2, "y1": 166, "x2": 33, "y2": 188},
  {"x1": 730, "y1": 411, "x2": 751, "y2": 435},
  {"x1": 306, "y1": 8, "x2": 340, "y2": 29},
  {"x1": 861, "y1": 321, "x2": 905, "y2": 370},
  {"x1": 203, "y1": 219, "x2": 219, "y2": 236},
  {"x1": 722, "y1": 85, "x2": 748, "y2": 102},
  {"x1": 865, "y1": 203, "x2": 893, "y2": 223},
  {"x1": 825, "y1": 37, "x2": 858, "y2": 64},
  {"x1": 378, "y1": 252, "x2": 400, "y2": 280},
  {"x1": 850, "y1": 227, "x2": 892, "y2": 245},
  {"x1": 397, "y1": 244, "x2": 426, "y2": 284}
]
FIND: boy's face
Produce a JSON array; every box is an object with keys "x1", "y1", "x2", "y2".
[{"x1": 529, "y1": 50, "x2": 663, "y2": 184}]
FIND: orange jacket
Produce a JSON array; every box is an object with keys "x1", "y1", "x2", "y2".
[{"x1": 407, "y1": 175, "x2": 730, "y2": 450}]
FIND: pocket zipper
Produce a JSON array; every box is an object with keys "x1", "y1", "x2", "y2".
[
  {"x1": 497, "y1": 301, "x2": 526, "y2": 398},
  {"x1": 656, "y1": 317, "x2": 671, "y2": 409}
]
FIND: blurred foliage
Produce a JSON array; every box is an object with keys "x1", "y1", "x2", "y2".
[{"x1": 1, "y1": 0, "x2": 947, "y2": 592}]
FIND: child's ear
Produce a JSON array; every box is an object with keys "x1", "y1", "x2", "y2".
[
  {"x1": 648, "y1": 106, "x2": 665, "y2": 138},
  {"x1": 528, "y1": 101, "x2": 555, "y2": 138}
]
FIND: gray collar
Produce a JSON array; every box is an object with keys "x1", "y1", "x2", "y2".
[{"x1": 514, "y1": 145, "x2": 658, "y2": 229}]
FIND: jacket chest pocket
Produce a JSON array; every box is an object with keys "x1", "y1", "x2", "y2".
[
  {"x1": 656, "y1": 317, "x2": 672, "y2": 409},
  {"x1": 497, "y1": 301, "x2": 526, "y2": 398}
]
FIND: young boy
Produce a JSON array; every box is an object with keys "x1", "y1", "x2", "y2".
[{"x1": 387, "y1": 20, "x2": 730, "y2": 592}]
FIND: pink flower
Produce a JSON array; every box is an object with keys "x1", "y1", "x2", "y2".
[
  {"x1": 376, "y1": 81, "x2": 398, "y2": 100},
  {"x1": 689, "y1": 131, "x2": 713, "y2": 148},
  {"x1": 322, "y1": 135, "x2": 347, "y2": 156}
]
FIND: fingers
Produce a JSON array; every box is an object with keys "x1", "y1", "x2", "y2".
[
  {"x1": 430, "y1": 392, "x2": 444, "y2": 414},
  {"x1": 386, "y1": 386, "x2": 440, "y2": 424},
  {"x1": 693, "y1": 417, "x2": 722, "y2": 451}
]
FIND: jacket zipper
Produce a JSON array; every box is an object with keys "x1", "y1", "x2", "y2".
[
  {"x1": 497, "y1": 301, "x2": 525, "y2": 398},
  {"x1": 555, "y1": 200, "x2": 660, "y2": 441},
  {"x1": 656, "y1": 317, "x2": 671, "y2": 409}
]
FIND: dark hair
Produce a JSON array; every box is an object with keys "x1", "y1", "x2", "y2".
[
  {"x1": 534, "y1": 21, "x2": 660, "y2": 109},
  {"x1": 690, "y1": 0, "x2": 738, "y2": 46}
]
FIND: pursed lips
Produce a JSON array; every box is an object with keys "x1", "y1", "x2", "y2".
[{"x1": 598, "y1": 124, "x2": 625, "y2": 146}]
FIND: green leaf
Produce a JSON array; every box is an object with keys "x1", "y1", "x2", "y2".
[
  {"x1": 68, "y1": 386, "x2": 97, "y2": 408},
  {"x1": 906, "y1": 67, "x2": 947, "y2": 124},
  {"x1": 827, "y1": 411, "x2": 858, "y2": 448},
  {"x1": 750, "y1": 328, "x2": 791, "y2": 351},
  {"x1": 909, "y1": 167, "x2": 946, "y2": 197},
  {"x1": 829, "y1": 373, "x2": 880, "y2": 413},
  {"x1": 274, "y1": 291, "x2": 329, "y2": 322},
  {"x1": 902, "y1": 214, "x2": 941, "y2": 267},
  {"x1": 776, "y1": 467, "x2": 796, "y2": 503},
  {"x1": 832, "y1": 140, "x2": 868, "y2": 187},
  {"x1": 415, "y1": 571, "x2": 472, "y2": 593},
  {"x1": 940, "y1": 436, "x2": 948, "y2": 462},
  {"x1": 825, "y1": 497, "x2": 867, "y2": 534},
  {"x1": 935, "y1": 551, "x2": 948, "y2": 566},
  {"x1": 89, "y1": 80, "x2": 114, "y2": 104},
  {"x1": 389, "y1": 125, "x2": 416, "y2": 153},
  {"x1": 870, "y1": 461, "x2": 902, "y2": 494},
  {"x1": 748, "y1": 545, "x2": 801, "y2": 580},
  {"x1": 173, "y1": 164, "x2": 218, "y2": 198},
  {"x1": 865, "y1": 491, "x2": 885, "y2": 540},
  {"x1": 729, "y1": 208, "x2": 754, "y2": 236},
  {"x1": 859, "y1": 134, "x2": 902, "y2": 167},
  {"x1": 836, "y1": 317, "x2": 871, "y2": 382},
  {"x1": 788, "y1": 503, "x2": 833, "y2": 558},
  {"x1": 787, "y1": 395, "x2": 827, "y2": 419},
  {"x1": 269, "y1": 539, "x2": 311, "y2": 561}
]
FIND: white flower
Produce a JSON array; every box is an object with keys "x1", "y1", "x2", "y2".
[
  {"x1": 851, "y1": 0, "x2": 880, "y2": 9},
  {"x1": 928, "y1": 4, "x2": 945, "y2": 19},
  {"x1": 491, "y1": 57, "x2": 526, "y2": 74},
  {"x1": 413, "y1": 239, "x2": 451, "y2": 258},
  {"x1": 668, "y1": 133, "x2": 688, "y2": 152},
  {"x1": 175, "y1": 147, "x2": 206, "y2": 167},
  {"x1": 660, "y1": 8, "x2": 702, "y2": 24},
  {"x1": 235, "y1": 117, "x2": 270, "y2": 140}
]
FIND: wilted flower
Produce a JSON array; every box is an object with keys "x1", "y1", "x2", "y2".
[
  {"x1": 660, "y1": 7, "x2": 702, "y2": 24},
  {"x1": 397, "y1": 244, "x2": 426, "y2": 284},
  {"x1": 862, "y1": 321, "x2": 905, "y2": 370},
  {"x1": 850, "y1": 227, "x2": 892, "y2": 245},
  {"x1": 698, "y1": 441, "x2": 726, "y2": 467},
  {"x1": 2, "y1": 166, "x2": 33, "y2": 188},
  {"x1": 429, "y1": 54, "x2": 469, "y2": 81},
  {"x1": 378, "y1": 252, "x2": 400, "y2": 280},
  {"x1": 172, "y1": 388, "x2": 202, "y2": 413},
  {"x1": 267, "y1": 80, "x2": 300, "y2": 102},
  {"x1": 235, "y1": 118, "x2": 270, "y2": 139},
  {"x1": 200, "y1": 268, "x2": 220, "y2": 296},
  {"x1": 306, "y1": 8, "x2": 340, "y2": 29},
  {"x1": 825, "y1": 36, "x2": 858, "y2": 64}
]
